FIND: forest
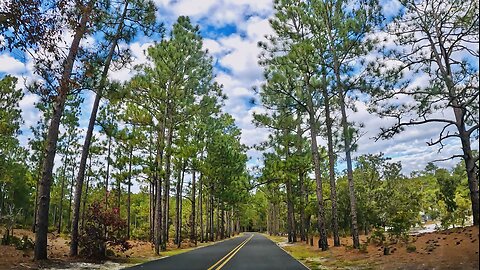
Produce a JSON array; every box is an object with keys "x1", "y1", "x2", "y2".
[{"x1": 0, "y1": 0, "x2": 478, "y2": 268}]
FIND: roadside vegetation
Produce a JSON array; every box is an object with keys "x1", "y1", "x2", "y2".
[{"x1": 0, "y1": 0, "x2": 478, "y2": 269}]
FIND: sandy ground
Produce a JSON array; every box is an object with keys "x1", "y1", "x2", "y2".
[
  {"x1": 0, "y1": 228, "x2": 208, "y2": 270},
  {"x1": 276, "y1": 226, "x2": 479, "y2": 270},
  {"x1": 1, "y1": 226, "x2": 478, "y2": 269}
]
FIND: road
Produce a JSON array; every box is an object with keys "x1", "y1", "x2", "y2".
[{"x1": 123, "y1": 233, "x2": 308, "y2": 270}]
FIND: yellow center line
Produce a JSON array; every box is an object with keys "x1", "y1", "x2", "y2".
[
  {"x1": 214, "y1": 234, "x2": 254, "y2": 270},
  {"x1": 207, "y1": 234, "x2": 254, "y2": 270}
]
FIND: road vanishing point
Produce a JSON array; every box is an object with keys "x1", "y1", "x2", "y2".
[{"x1": 123, "y1": 233, "x2": 308, "y2": 270}]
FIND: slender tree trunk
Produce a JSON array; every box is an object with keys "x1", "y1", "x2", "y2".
[
  {"x1": 81, "y1": 156, "x2": 92, "y2": 231},
  {"x1": 218, "y1": 202, "x2": 225, "y2": 239},
  {"x1": 209, "y1": 191, "x2": 214, "y2": 241},
  {"x1": 329, "y1": 44, "x2": 360, "y2": 248},
  {"x1": 149, "y1": 180, "x2": 154, "y2": 242},
  {"x1": 70, "y1": 0, "x2": 129, "y2": 256},
  {"x1": 154, "y1": 124, "x2": 165, "y2": 254},
  {"x1": 190, "y1": 169, "x2": 196, "y2": 245},
  {"x1": 304, "y1": 182, "x2": 310, "y2": 243},
  {"x1": 105, "y1": 135, "x2": 112, "y2": 206},
  {"x1": 306, "y1": 98, "x2": 328, "y2": 251},
  {"x1": 34, "y1": 2, "x2": 93, "y2": 260},
  {"x1": 117, "y1": 168, "x2": 122, "y2": 211},
  {"x1": 199, "y1": 173, "x2": 204, "y2": 242},
  {"x1": 286, "y1": 176, "x2": 296, "y2": 243},
  {"x1": 454, "y1": 108, "x2": 479, "y2": 226},
  {"x1": 162, "y1": 119, "x2": 174, "y2": 250},
  {"x1": 295, "y1": 114, "x2": 306, "y2": 242},
  {"x1": 57, "y1": 157, "x2": 69, "y2": 234},
  {"x1": 338, "y1": 88, "x2": 360, "y2": 248},
  {"x1": 32, "y1": 160, "x2": 42, "y2": 233},
  {"x1": 299, "y1": 172, "x2": 306, "y2": 241},
  {"x1": 174, "y1": 159, "x2": 183, "y2": 246},
  {"x1": 127, "y1": 145, "x2": 133, "y2": 239},
  {"x1": 178, "y1": 164, "x2": 185, "y2": 247},
  {"x1": 322, "y1": 80, "x2": 340, "y2": 246},
  {"x1": 154, "y1": 171, "x2": 162, "y2": 254},
  {"x1": 216, "y1": 201, "x2": 220, "y2": 239},
  {"x1": 206, "y1": 190, "x2": 210, "y2": 241},
  {"x1": 67, "y1": 164, "x2": 75, "y2": 231}
]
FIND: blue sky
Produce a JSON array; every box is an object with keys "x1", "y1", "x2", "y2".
[{"x1": 0, "y1": 0, "x2": 477, "y2": 185}]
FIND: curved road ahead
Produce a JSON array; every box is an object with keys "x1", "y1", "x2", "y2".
[{"x1": 123, "y1": 233, "x2": 308, "y2": 270}]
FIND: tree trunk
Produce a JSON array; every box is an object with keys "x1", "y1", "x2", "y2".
[
  {"x1": 105, "y1": 135, "x2": 112, "y2": 205},
  {"x1": 206, "y1": 190, "x2": 210, "y2": 241},
  {"x1": 296, "y1": 115, "x2": 306, "y2": 242},
  {"x1": 190, "y1": 169, "x2": 196, "y2": 245},
  {"x1": 299, "y1": 172, "x2": 306, "y2": 242},
  {"x1": 162, "y1": 120, "x2": 174, "y2": 250},
  {"x1": 454, "y1": 108, "x2": 479, "y2": 226},
  {"x1": 216, "y1": 201, "x2": 220, "y2": 240},
  {"x1": 178, "y1": 164, "x2": 185, "y2": 247},
  {"x1": 339, "y1": 89, "x2": 360, "y2": 249},
  {"x1": 127, "y1": 144, "x2": 133, "y2": 239},
  {"x1": 209, "y1": 192, "x2": 214, "y2": 241},
  {"x1": 199, "y1": 173, "x2": 204, "y2": 242},
  {"x1": 117, "y1": 168, "x2": 122, "y2": 211},
  {"x1": 174, "y1": 159, "x2": 183, "y2": 246},
  {"x1": 306, "y1": 98, "x2": 328, "y2": 251},
  {"x1": 149, "y1": 180, "x2": 154, "y2": 242},
  {"x1": 67, "y1": 164, "x2": 75, "y2": 232},
  {"x1": 34, "y1": 2, "x2": 92, "y2": 259},
  {"x1": 286, "y1": 176, "x2": 296, "y2": 243},
  {"x1": 70, "y1": 0, "x2": 129, "y2": 255},
  {"x1": 322, "y1": 80, "x2": 340, "y2": 246},
  {"x1": 81, "y1": 156, "x2": 92, "y2": 231},
  {"x1": 32, "y1": 160, "x2": 42, "y2": 233},
  {"x1": 154, "y1": 170, "x2": 162, "y2": 254},
  {"x1": 220, "y1": 205, "x2": 225, "y2": 239},
  {"x1": 154, "y1": 125, "x2": 165, "y2": 254},
  {"x1": 57, "y1": 156, "x2": 69, "y2": 234}
]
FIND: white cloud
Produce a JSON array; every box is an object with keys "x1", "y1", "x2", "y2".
[
  {"x1": 0, "y1": 54, "x2": 25, "y2": 74},
  {"x1": 171, "y1": 0, "x2": 217, "y2": 17},
  {"x1": 108, "y1": 42, "x2": 152, "y2": 82}
]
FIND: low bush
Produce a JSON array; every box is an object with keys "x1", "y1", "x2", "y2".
[
  {"x1": 79, "y1": 201, "x2": 131, "y2": 258},
  {"x1": 406, "y1": 244, "x2": 416, "y2": 253},
  {"x1": 368, "y1": 228, "x2": 386, "y2": 246}
]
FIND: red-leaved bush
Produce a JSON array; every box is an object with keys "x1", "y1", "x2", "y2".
[{"x1": 79, "y1": 201, "x2": 131, "y2": 258}]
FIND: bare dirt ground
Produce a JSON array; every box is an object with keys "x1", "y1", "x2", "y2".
[
  {"x1": 269, "y1": 226, "x2": 479, "y2": 270},
  {"x1": 0, "y1": 228, "x2": 218, "y2": 269}
]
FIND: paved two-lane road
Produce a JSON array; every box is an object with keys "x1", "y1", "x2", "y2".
[{"x1": 124, "y1": 233, "x2": 308, "y2": 270}]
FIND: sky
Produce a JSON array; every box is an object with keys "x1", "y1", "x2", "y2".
[{"x1": 0, "y1": 0, "x2": 478, "y2": 186}]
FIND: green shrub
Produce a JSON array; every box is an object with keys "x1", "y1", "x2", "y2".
[
  {"x1": 368, "y1": 228, "x2": 386, "y2": 246},
  {"x1": 359, "y1": 243, "x2": 368, "y2": 253},
  {"x1": 406, "y1": 244, "x2": 416, "y2": 253}
]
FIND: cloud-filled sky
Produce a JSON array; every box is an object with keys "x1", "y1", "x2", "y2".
[{"x1": 1, "y1": 0, "x2": 477, "y2": 185}]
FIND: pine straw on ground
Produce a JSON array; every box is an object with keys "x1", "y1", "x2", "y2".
[
  {"x1": 267, "y1": 226, "x2": 479, "y2": 270},
  {"x1": 0, "y1": 228, "x2": 230, "y2": 269}
]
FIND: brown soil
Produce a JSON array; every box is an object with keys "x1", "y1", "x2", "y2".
[
  {"x1": 0, "y1": 228, "x2": 206, "y2": 269},
  {"x1": 290, "y1": 226, "x2": 479, "y2": 270}
]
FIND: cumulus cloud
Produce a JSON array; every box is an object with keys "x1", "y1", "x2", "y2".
[
  {"x1": 0, "y1": 54, "x2": 25, "y2": 74},
  {"x1": 9, "y1": 0, "x2": 476, "y2": 179}
]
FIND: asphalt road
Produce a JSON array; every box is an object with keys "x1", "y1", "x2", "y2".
[{"x1": 123, "y1": 233, "x2": 308, "y2": 270}]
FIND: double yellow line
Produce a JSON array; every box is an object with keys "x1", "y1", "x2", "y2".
[{"x1": 207, "y1": 234, "x2": 254, "y2": 270}]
